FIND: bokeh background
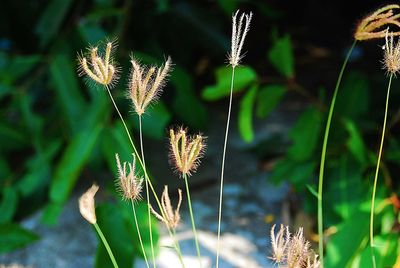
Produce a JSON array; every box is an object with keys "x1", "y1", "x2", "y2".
[{"x1": 1, "y1": 1, "x2": 400, "y2": 267}]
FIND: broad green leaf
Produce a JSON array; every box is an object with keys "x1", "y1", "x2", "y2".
[
  {"x1": 256, "y1": 85, "x2": 287, "y2": 118},
  {"x1": 344, "y1": 120, "x2": 368, "y2": 165},
  {"x1": 0, "y1": 223, "x2": 39, "y2": 253},
  {"x1": 50, "y1": 54, "x2": 86, "y2": 134},
  {"x1": 202, "y1": 66, "x2": 257, "y2": 101},
  {"x1": 133, "y1": 101, "x2": 171, "y2": 140},
  {"x1": 271, "y1": 159, "x2": 316, "y2": 189},
  {"x1": 268, "y1": 34, "x2": 294, "y2": 78},
  {"x1": 171, "y1": 67, "x2": 208, "y2": 129},
  {"x1": 238, "y1": 85, "x2": 258, "y2": 142},
  {"x1": 0, "y1": 187, "x2": 18, "y2": 223},
  {"x1": 35, "y1": 0, "x2": 74, "y2": 46},
  {"x1": 8, "y1": 55, "x2": 41, "y2": 82},
  {"x1": 287, "y1": 108, "x2": 323, "y2": 161}
]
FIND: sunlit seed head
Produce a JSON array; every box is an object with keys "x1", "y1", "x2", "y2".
[
  {"x1": 115, "y1": 154, "x2": 143, "y2": 201},
  {"x1": 355, "y1": 5, "x2": 400, "y2": 41},
  {"x1": 77, "y1": 40, "x2": 119, "y2": 88},
  {"x1": 383, "y1": 29, "x2": 400, "y2": 76},
  {"x1": 128, "y1": 56, "x2": 172, "y2": 116},
  {"x1": 229, "y1": 10, "x2": 253, "y2": 67},
  {"x1": 150, "y1": 185, "x2": 182, "y2": 229},
  {"x1": 169, "y1": 127, "x2": 206, "y2": 176},
  {"x1": 78, "y1": 184, "x2": 99, "y2": 225},
  {"x1": 269, "y1": 224, "x2": 290, "y2": 264}
]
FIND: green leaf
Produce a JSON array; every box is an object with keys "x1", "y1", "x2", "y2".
[
  {"x1": 355, "y1": 234, "x2": 398, "y2": 268},
  {"x1": 217, "y1": 0, "x2": 239, "y2": 14},
  {"x1": 238, "y1": 85, "x2": 258, "y2": 142},
  {"x1": 134, "y1": 101, "x2": 171, "y2": 140},
  {"x1": 0, "y1": 223, "x2": 39, "y2": 253},
  {"x1": 268, "y1": 34, "x2": 294, "y2": 78},
  {"x1": 306, "y1": 184, "x2": 318, "y2": 198},
  {"x1": 0, "y1": 122, "x2": 27, "y2": 152},
  {"x1": 0, "y1": 187, "x2": 18, "y2": 224},
  {"x1": 171, "y1": 67, "x2": 208, "y2": 129},
  {"x1": 256, "y1": 85, "x2": 287, "y2": 118},
  {"x1": 8, "y1": 55, "x2": 41, "y2": 82},
  {"x1": 50, "y1": 54, "x2": 86, "y2": 134},
  {"x1": 287, "y1": 108, "x2": 323, "y2": 161},
  {"x1": 77, "y1": 23, "x2": 107, "y2": 44},
  {"x1": 344, "y1": 120, "x2": 368, "y2": 165},
  {"x1": 202, "y1": 66, "x2": 257, "y2": 101},
  {"x1": 35, "y1": 0, "x2": 74, "y2": 46},
  {"x1": 271, "y1": 159, "x2": 316, "y2": 189}
]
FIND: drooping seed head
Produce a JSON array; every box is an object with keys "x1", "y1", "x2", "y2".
[
  {"x1": 79, "y1": 184, "x2": 99, "y2": 225},
  {"x1": 269, "y1": 224, "x2": 290, "y2": 264},
  {"x1": 383, "y1": 29, "x2": 400, "y2": 76},
  {"x1": 77, "y1": 40, "x2": 119, "y2": 88},
  {"x1": 128, "y1": 56, "x2": 172, "y2": 115},
  {"x1": 229, "y1": 10, "x2": 253, "y2": 67},
  {"x1": 355, "y1": 5, "x2": 400, "y2": 41},
  {"x1": 150, "y1": 185, "x2": 182, "y2": 229},
  {"x1": 115, "y1": 153, "x2": 144, "y2": 201},
  {"x1": 169, "y1": 127, "x2": 206, "y2": 176}
]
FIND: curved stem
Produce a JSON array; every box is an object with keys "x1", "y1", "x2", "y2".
[
  {"x1": 183, "y1": 173, "x2": 202, "y2": 268},
  {"x1": 139, "y1": 116, "x2": 156, "y2": 268},
  {"x1": 131, "y1": 200, "x2": 150, "y2": 268},
  {"x1": 94, "y1": 223, "x2": 119, "y2": 268},
  {"x1": 370, "y1": 73, "x2": 393, "y2": 267},
  {"x1": 216, "y1": 66, "x2": 235, "y2": 268},
  {"x1": 317, "y1": 40, "x2": 356, "y2": 267}
]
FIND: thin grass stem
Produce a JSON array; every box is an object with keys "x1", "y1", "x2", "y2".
[
  {"x1": 183, "y1": 173, "x2": 202, "y2": 267},
  {"x1": 317, "y1": 40, "x2": 357, "y2": 267},
  {"x1": 94, "y1": 223, "x2": 119, "y2": 268},
  {"x1": 370, "y1": 73, "x2": 393, "y2": 268},
  {"x1": 139, "y1": 116, "x2": 157, "y2": 268},
  {"x1": 131, "y1": 199, "x2": 150, "y2": 268},
  {"x1": 216, "y1": 66, "x2": 236, "y2": 268}
]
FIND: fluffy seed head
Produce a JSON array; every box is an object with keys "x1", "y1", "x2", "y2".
[
  {"x1": 128, "y1": 57, "x2": 172, "y2": 115},
  {"x1": 355, "y1": 5, "x2": 400, "y2": 41},
  {"x1": 383, "y1": 29, "x2": 400, "y2": 76},
  {"x1": 77, "y1": 40, "x2": 119, "y2": 88},
  {"x1": 150, "y1": 185, "x2": 182, "y2": 229},
  {"x1": 269, "y1": 224, "x2": 290, "y2": 264},
  {"x1": 229, "y1": 10, "x2": 253, "y2": 67},
  {"x1": 115, "y1": 154, "x2": 144, "y2": 201},
  {"x1": 169, "y1": 127, "x2": 206, "y2": 176},
  {"x1": 286, "y1": 227, "x2": 310, "y2": 268},
  {"x1": 79, "y1": 184, "x2": 99, "y2": 224}
]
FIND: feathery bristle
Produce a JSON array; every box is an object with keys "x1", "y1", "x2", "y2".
[
  {"x1": 383, "y1": 29, "x2": 400, "y2": 76},
  {"x1": 229, "y1": 10, "x2": 253, "y2": 67},
  {"x1": 150, "y1": 185, "x2": 182, "y2": 229}
]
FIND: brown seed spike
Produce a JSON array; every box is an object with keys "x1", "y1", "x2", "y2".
[
  {"x1": 150, "y1": 185, "x2": 182, "y2": 229},
  {"x1": 115, "y1": 154, "x2": 144, "y2": 201}
]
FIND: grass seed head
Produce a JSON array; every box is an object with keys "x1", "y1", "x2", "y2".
[
  {"x1": 79, "y1": 184, "x2": 99, "y2": 225},
  {"x1": 229, "y1": 10, "x2": 253, "y2": 67},
  {"x1": 355, "y1": 5, "x2": 400, "y2": 41},
  {"x1": 269, "y1": 224, "x2": 290, "y2": 264},
  {"x1": 150, "y1": 185, "x2": 182, "y2": 229},
  {"x1": 115, "y1": 153, "x2": 144, "y2": 201},
  {"x1": 383, "y1": 29, "x2": 400, "y2": 76}
]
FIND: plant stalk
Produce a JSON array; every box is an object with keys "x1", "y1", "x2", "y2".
[
  {"x1": 94, "y1": 223, "x2": 119, "y2": 268},
  {"x1": 131, "y1": 199, "x2": 150, "y2": 268}
]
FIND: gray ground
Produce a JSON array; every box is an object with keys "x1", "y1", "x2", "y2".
[{"x1": 0, "y1": 100, "x2": 302, "y2": 268}]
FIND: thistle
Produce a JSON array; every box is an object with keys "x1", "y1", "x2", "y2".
[
  {"x1": 77, "y1": 41, "x2": 119, "y2": 88},
  {"x1": 79, "y1": 184, "x2": 99, "y2": 225},
  {"x1": 229, "y1": 10, "x2": 253, "y2": 67},
  {"x1": 115, "y1": 154, "x2": 144, "y2": 201},
  {"x1": 128, "y1": 57, "x2": 172, "y2": 115},
  {"x1": 150, "y1": 185, "x2": 182, "y2": 229},
  {"x1": 355, "y1": 4, "x2": 400, "y2": 41},
  {"x1": 169, "y1": 127, "x2": 205, "y2": 176},
  {"x1": 383, "y1": 29, "x2": 400, "y2": 76}
]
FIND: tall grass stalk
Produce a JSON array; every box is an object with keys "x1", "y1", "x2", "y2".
[
  {"x1": 94, "y1": 223, "x2": 119, "y2": 268},
  {"x1": 317, "y1": 40, "x2": 357, "y2": 266},
  {"x1": 183, "y1": 173, "x2": 202, "y2": 268},
  {"x1": 131, "y1": 199, "x2": 150, "y2": 268},
  {"x1": 370, "y1": 73, "x2": 393, "y2": 267},
  {"x1": 139, "y1": 116, "x2": 157, "y2": 268}
]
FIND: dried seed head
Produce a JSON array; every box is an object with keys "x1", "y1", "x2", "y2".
[
  {"x1": 169, "y1": 127, "x2": 206, "y2": 176},
  {"x1": 77, "y1": 40, "x2": 119, "y2": 88},
  {"x1": 229, "y1": 10, "x2": 253, "y2": 67},
  {"x1": 128, "y1": 57, "x2": 172, "y2": 115},
  {"x1": 115, "y1": 154, "x2": 144, "y2": 201},
  {"x1": 269, "y1": 224, "x2": 290, "y2": 264},
  {"x1": 383, "y1": 29, "x2": 400, "y2": 76},
  {"x1": 286, "y1": 227, "x2": 310, "y2": 268},
  {"x1": 306, "y1": 253, "x2": 321, "y2": 268},
  {"x1": 150, "y1": 185, "x2": 182, "y2": 229},
  {"x1": 79, "y1": 184, "x2": 99, "y2": 224},
  {"x1": 355, "y1": 5, "x2": 400, "y2": 41}
]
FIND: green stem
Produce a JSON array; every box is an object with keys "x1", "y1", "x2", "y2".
[
  {"x1": 216, "y1": 66, "x2": 235, "y2": 268},
  {"x1": 183, "y1": 173, "x2": 202, "y2": 268},
  {"x1": 172, "y1": 228, "x2": 186, "y2": 268},
  {"x1": 94, "y1": 223, "x2": 119, "y2": 268},
  {"x1": 139, "y1": 116, "x2": 157, "y2": 268},
  {"x1": 317, "y1": 40, "x2": 356, "y2": 267},
  {"x1": 370, "y1": 73, "x2": 393, "y2": 267},
  {"x1": 131, "y1": 200, "x2": 150, "y2": 268}
]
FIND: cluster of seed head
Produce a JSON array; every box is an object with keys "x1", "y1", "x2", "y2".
[
  {"x1": 115, "y1": 154, "x2": 144, "y2": 201},
  {"x1": 78, "y1": 41, "x2": 119, "y2": 88},
  {"x1": 169, "y1": 127, "x2": 206, "y2": 176},
  {"x1": 229, "y1": 10, "x2": 253, "y2": 67},
  {"x1": 383, "y1": 29, "x2": 400, "y2": 76},
  {"x1": 128, "y1": 57, "x2": 172, "y2": 116},
  {"x1": 355, "y1": 4, "x2": 400, "y2": 41},
  {"x1": 269, "y1": 224, "x2": 320, "y2": 268},
  {"x1": 150, "y1": 185, "x2": 182, "y2": 229}
]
